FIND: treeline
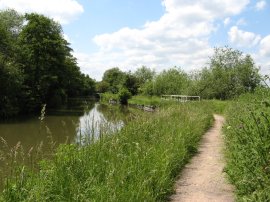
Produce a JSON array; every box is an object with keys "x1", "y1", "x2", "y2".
[
  {"x1": 97, "y1": 47, "x2": 261, "y2": 101},
  {"x1": 0, "y1": 9, "x2": 262, "y2": 118},
  {"x1": 0, "y1": 9, "x2": 95, "y2": 118}
]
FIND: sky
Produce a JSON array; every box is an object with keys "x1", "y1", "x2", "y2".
[{"x1": 0, "y1": 0, "x2": 270, "y2": 81}]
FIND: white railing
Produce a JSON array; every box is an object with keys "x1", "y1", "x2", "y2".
[{"x1": 161, "y1": 95, "x2": 200, "y2": 102}]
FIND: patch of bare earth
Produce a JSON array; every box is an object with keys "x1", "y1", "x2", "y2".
[{"x1": 170, "y1": 115, "x2": 234, "y2": 202}]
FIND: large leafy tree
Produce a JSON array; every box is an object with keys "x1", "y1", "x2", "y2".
[
  {"x1": 17, "y1": 13, "x2": 94, "y2": 108},
  {"x1": 0, "y1": 10, "x2": 96, "y2": 118},
  {"x1": 18, "y1": 13, "x2": 69, "y2": 107},
  {"x1": 123, "y1": 71, "x2": 138, "y2": 95},
  {"x1": 134, "y1": 66, "x2": 155, "y2": 94},
  {"x1": 153, "y1": 68, "x2": 190, "y2": 96},
  {"x1": 102, "y1": 67, "x2": 126, "y2": 93},
  {"x1": 194, "y1": 47, "x2": 261, "y2": 99},
  {"x1": 134, "y1": 66, "x2": 155, "y2": 85}
]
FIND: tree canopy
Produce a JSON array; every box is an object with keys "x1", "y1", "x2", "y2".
[
  {"x1": 192, "y1": 47, "x2": 261, "y2": 99},
  {"x1": 0, "y1": 10, "x2": 96, "y2": 118},
  {"x1": 0, "y1": 9, "x2": 263, "y2": 117}
]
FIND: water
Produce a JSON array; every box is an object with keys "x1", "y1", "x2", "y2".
[{"x1": 0, "y1": 101, "x2": 129, "y2": 151}]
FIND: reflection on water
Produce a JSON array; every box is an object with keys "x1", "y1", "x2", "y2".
[
  {"x1": 76, "y1": 103, "x2": 124, "y2": 144},
  {"x1": 0, "y1": 101, "x2": 129, "y2": 151}
]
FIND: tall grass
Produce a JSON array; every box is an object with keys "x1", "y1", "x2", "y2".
[
  {"x1": 128, "y1": 95, "x2": 163, "y2": 106},
  {"x1": 1, "y1": 102, "x2": 213, "y2": 201},
  {"x1": 224, "y1": 88, "x2": 270, "y2": 201}
]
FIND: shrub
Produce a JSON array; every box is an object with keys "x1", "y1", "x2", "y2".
[{"x1": 118, "y1": 88, "x2": 131, "y2": 105}]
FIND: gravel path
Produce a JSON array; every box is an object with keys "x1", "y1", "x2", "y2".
[{"x1": 170, "y1": 115, "x2": 235, "y2": 202}]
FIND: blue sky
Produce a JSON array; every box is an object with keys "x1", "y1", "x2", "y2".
[
  {"x1": 1, "y1": 0, "x2": 270, "y2": 80},
  {"x1": 63, "y1": 0, "x2": 165, "y2": 53}
]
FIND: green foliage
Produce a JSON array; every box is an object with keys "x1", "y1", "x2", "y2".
[
  {"x1": 192, "y1": 47, "x2": 261, "y2": 100},
  {"x1": 134, "y1": 66, "x2": 155, "y2": 93},
  {"x1": 0, "y1": 9, "x2": 24, "y2": 37},
  {"x1": 0, "y1": 9, "x2": 24, "y2": 58},
  {"x1": 134, "y1": 66, "x2": 155, "y2": 85},
  {"x1": 118, "y1": 88, "x2": 132, "y2": 105},
  {"x1": 140, "y1": 81, "x2": 155, "y2": 96},
  {"x1": 0, "y1": 10, "x2": 24, "y2": 118},
  {"x1": 0, "y1": 55, "x2": 23, "y2": 118},
  {"x1": 96, "y1": 81, "x2": 110, "y2": 93},
  {"x1": 98, "y1": 47, "x2": 261, "y2": 100},
  {"x1": 123, "y1": 72, "x2": 138, "y2": 95},
  {"x1": 224, "y1": 88, "x2": 270, "y2": 201},
  {"x1": 102, "y1": 67, "x2": 126, "y2": 93},
  {"x1": 101, "y1": 68, "x2": 138, "y2": 95},
  {"x1": 153, "y1": 67, "x2": 190, "y2": 96},
  {"x1": 80, "y1": 74, "x2": 96, "y2": 96},
  {"x1": 1, "y1": 102, "x2": 213, "y2": 201},
  {"x1": 205, "y1": 100, "x2": 229, "y2": 114},
  {"x1": 128, "y1": 95, "x2": 162, "y2": 107},
  {"x1": 0, "y1": 10, "x2": 96, "y2": 118},
  {"x1": 18, "y1": 13, "x2": 70, "y2": 108},
  {"x1": 139, "y1": 67, "x2": 190, "y2": 96},
  {"x1": 100, "y1": 92, "x2": 119, "y2": 103}
]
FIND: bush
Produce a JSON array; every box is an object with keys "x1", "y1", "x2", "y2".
[{"x1": 118, "y1": 88, "x2": 131, "y2": 105}]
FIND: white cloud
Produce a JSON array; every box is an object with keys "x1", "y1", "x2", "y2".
[
  {"x1": 236, "y1": 18, "x2": 247, "y2": 26},
  {"x1": 224, "y1": 17, "x2": 231, "y2": 26},
  {"x1": 259, "y1": 35, "x2": 270, "y2": 57},
  {"x1": 0, "y1": 0, "x2": 84, "y2": 24},
  {"x1": 250, "y1": 35, "x2": 270, "y2": 77},
  {"x1": 255, "y1": 1, "x2": 267, "y2": 10},
  {"x1": 228, "y1": 26, "x2": 261, "y2": 47},
  {"x1": 76, "y1": 0, "x2": 250, "y2": 80}
]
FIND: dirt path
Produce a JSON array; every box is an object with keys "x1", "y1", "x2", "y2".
[{"x1": 170, "y1": 114, "x2": 234, "y2": 202}]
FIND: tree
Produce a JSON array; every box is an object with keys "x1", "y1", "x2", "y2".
[
  {"x1": 0, "y1": 10, "x2": 96, "y2": 118},
  {"x1": 134, "y1": 66, "x2": 155, "y2": 86},
  {"x1": 0, "y1": 55, "x2": 23, "y2": 118},
  {"x1": 118, "y1": 88, "x2": 132, "y2": 105},
  {"x1": 123, "y1": 72, "x2": 138, "y2": 95},
  {"x1": 80, "y1": 74, "x2": 96, "y2": 96},
  {"x1": 102, "y1": 67, "x2": 126, "y2": 93},
  {"x1": 194, "y1": 47, "x2": 261, "y2": 99},
  {"x1": 0, "y1": 10, "x2": 24, "y2": 118},
  {"x1": 96, "y1": 81, "x2": 110, "y2": 93},
  {"x1": 0, "y1": 9, "x2": 24, "y2": 36},
  {"x1": 0, "y1": 9, "x2": 24, "y2": 58},
  {"x1": 18, "y1": 13, "x2": 80, "y2": 108},
  {"x1": 153, "y1": 67, "x2": 190, "y2": 95}
]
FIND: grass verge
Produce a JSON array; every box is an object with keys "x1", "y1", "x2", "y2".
[
  {"x1": 224, "y1": 88, "x2": 270, "y2": 201},
  {"x1": 128, "y1": 95, "x2": 163, "y2": 107}
]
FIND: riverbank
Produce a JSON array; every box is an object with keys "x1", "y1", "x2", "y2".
[{"x1": 1, "y1": 101, "x2": 214, "y2": 201}]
